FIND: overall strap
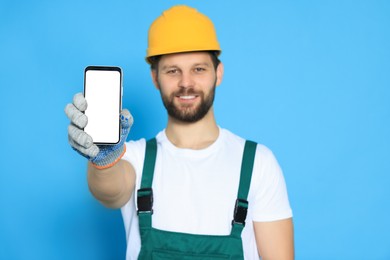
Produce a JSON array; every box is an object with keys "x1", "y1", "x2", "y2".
[
  {"x1": 231, "y1": 140, "x2": 257, "y2": 237},
  {"x1": 140, "y1": 138, "x2": 157, "y2": 189},
  {"x1": 137, "y1": 138, "x2": 157, "y2": 231}
]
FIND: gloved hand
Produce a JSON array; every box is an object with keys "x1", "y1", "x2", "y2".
[{"x1": 64, "y1": 93, "x2": 133, "y2": 169}]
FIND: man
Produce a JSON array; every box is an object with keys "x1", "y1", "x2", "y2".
[{"x1": 65, "y1": 5, "x2": 294, "y2": 259}]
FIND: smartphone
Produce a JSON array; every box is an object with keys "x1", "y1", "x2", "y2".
[{"x1": 83, "y1": 66, "x2": 122, "y2": 145}]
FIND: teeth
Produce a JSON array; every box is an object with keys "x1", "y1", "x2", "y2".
[{"x1": 180, "y1": 95, "x2": 196, "y2": 100}]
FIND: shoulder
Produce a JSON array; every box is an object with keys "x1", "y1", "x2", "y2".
[
  {"x1": 220, "y1": 128, "x2": 285, "y2": 185},
  {"x1": 124, "y1": 138, "x2": 146, "y2": 155},
  {"x1": 220, "y1": 128, "x2": 275, "y2": 158},
  {"x1": 219, "y1": 128, "x2": 246, "y2": 148},
  {"x1": 254, "y1": 143, "x2": 279, "y2": 165},
  {"x1": 122, "y1": 138, "x2": 147, "y2": 169},
  {"x1": 122, "y1": 130, "x2": 166, "y2": 166}
]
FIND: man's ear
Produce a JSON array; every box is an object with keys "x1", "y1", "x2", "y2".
[
  {"x1": 151, "y1": 69, "x2": 160, "y2": 90},
  {"x1": 216, "y1": 62, "x2": 224, "y2": 87}
]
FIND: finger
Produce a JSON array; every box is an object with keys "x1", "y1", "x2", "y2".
[
  {"x1": 69, "y1": 135, "x2": 100, "y2": 158},
  {"x1": 73, "y1": 92, "x2": 87, "y2": 112},
  {"x1": 85, "y1": 144, "x2": 99, "y2": 158},
  {"x1": 120, "y1": 109, "x2": 134, "y2": 130},
  {"x1": 65, "y1": 103, "x2": 88, "y2": 128},
  {"x1": 68, "y1": 124, "x2": 93, "y2": 148}
]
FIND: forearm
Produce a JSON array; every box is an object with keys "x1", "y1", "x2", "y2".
[{"x1": 87, "y1": 159, "x2": 135, "y2": 209}]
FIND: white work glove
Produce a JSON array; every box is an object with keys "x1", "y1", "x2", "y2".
[{"x1": 64, "y1": 93, "x2": 133, "y2": 169}]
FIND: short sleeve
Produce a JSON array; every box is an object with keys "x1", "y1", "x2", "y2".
[{"x1": 249, "y1": 144, "x2": 293, "y2": 222}]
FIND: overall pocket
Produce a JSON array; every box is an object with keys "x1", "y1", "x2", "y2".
[{"x1": 152, "y1": 250, "x2": 229, "y2": 260}]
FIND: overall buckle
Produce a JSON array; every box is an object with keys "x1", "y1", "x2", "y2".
[
  {"x1": 232, "y1": 199, "x2": 248, "y2": 226},
  {"x1": 137, "y1": 188, "x2": 153, "y2": 214}
]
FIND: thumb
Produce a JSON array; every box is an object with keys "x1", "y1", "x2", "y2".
[{"x1": 120, "y1": 109, "x2": 133, "y2": 130}]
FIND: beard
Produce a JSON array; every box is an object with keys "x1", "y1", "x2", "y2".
[{"x1": 159, "y1": 81, "x2": 216, "y2": 123}]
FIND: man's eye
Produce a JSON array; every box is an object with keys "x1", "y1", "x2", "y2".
[
  {"x1": 167, "y1": 69, "x2": 178, "y2": 74},
  {"x1": 194, "y1": 67, "x2": 206, "y2": 72}
]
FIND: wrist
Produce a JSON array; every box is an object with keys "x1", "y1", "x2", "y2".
[{"x1": 91, "y1": 145, "x2": 126, "y2": 170}]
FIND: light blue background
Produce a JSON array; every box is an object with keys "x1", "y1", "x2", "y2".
[{"x1": 1, "y1": 0, "x2": 389, "y2": 259}]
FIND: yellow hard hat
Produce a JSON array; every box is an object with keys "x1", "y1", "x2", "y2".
[{"x1": 146, "y1": 5, "x2": 221, "y2": 63}]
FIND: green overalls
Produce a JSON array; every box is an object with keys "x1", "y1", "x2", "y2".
[{"x1": 136, "y1": 138, "x2": 257, "y2": 259}]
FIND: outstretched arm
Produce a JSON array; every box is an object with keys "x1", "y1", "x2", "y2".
[{"x1": 65, "y1": 92, "x2": 136, "y2": 208}]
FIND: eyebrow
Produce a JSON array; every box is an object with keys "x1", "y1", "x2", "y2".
[
  {"x1": 160, "y1": 65, "x2": 179, "y2": 71},
  {"x1": 161, "y1": 62, "x2": 211, "y2": 70},
  {"x1": 193, "y1": 62, "x2": 211, "y2": 67}
]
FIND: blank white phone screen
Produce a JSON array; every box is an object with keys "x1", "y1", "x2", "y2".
[{"x1": 84, "y1": 69, "x2": 121, "y2": 144}]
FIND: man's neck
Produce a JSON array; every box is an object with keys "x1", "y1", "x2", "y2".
[{"x1": 165, "y1": 109, "x2": 219, "y2": 150}]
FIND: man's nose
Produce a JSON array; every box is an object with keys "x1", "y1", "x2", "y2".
[{"x1": 178, "y1": 71, "x2": 195, "y2": 88}]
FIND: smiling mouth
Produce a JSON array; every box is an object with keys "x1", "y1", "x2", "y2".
[{"x1": 178, "y1": 95, "x2": 197, "y2": 100}]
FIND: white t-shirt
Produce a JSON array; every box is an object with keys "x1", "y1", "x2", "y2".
[{"x1": 121, "y1": 128, "x2": 292, "y2": 260}]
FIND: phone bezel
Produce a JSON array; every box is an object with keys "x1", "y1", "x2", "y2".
[{"x1": 83, "y1": 65, "x2": 122, "y2": 145}]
